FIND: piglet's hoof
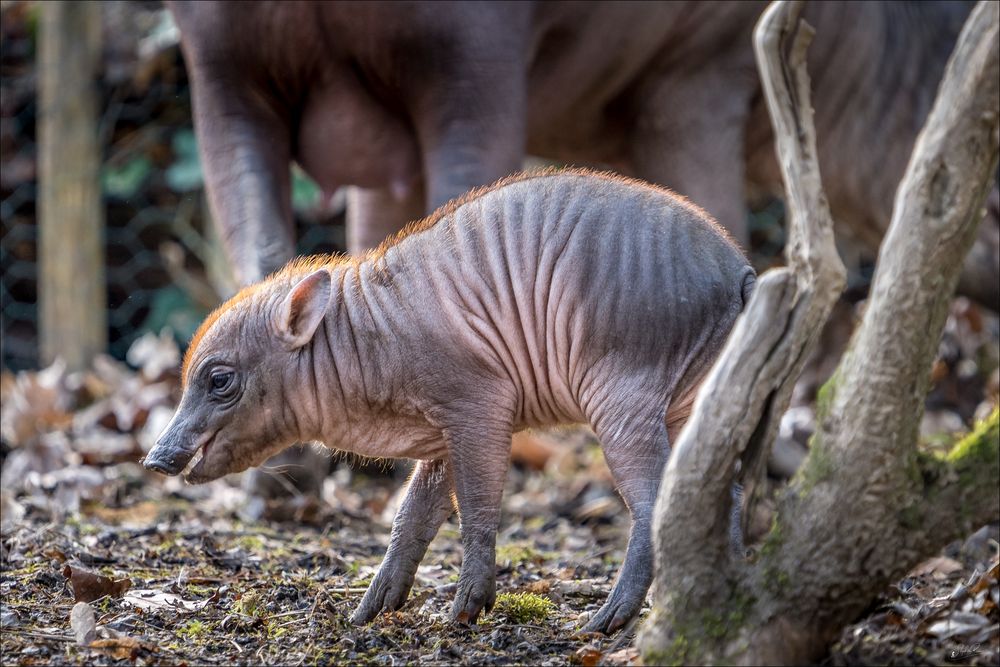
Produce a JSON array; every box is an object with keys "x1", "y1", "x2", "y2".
[
  {"x1": 579, "y1": 594, "x2": 642, "y2": 635},
  {"x1": 350, "y1": 569, "x2": 415, "y2": 625},
  {"x1": 450, "y1": 575, "x2": 495, "y2": 625}
]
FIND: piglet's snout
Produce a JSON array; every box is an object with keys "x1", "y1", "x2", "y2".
[{"x1": 142, "y1": 417, "x2": 197, "y2": 476}]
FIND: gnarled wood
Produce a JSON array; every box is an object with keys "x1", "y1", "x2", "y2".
[
  {"x1": 640, "y1": 0, "x2": 845, "y2": 660},
  {"x1": 759, "y1": 0, "x2": 1000, "y2": 655},
  {"x1": 640, "y1": 1, "x2": 999, "y2": 664}
]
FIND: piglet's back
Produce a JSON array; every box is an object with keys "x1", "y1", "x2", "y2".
[{"x1": 368, "y1": 169, "x2": 754, "y2": 427}]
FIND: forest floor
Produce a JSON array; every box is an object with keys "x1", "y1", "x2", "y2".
[
  {"x1": 1, "y1": 309, "x2": 998, "y2": 666},
  {"x1": 1, "y1": 444, "x2": 646, "y2": 666},
  {"x1": 1, "y1": 447, "x2": 996, "y2": 667}
]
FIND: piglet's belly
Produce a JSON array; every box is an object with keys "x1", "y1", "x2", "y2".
[{"x1": 322, "y1": 419, "x2": 448, "y2": 461}]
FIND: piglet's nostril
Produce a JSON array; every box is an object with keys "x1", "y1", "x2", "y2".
[{"x1": 143, "y1": 457, "x2": 173, "y2": 474}]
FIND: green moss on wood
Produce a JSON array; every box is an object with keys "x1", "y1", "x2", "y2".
[
  {"x1": 800, "y1": 430, "x2": 834, "y2": 490},
  {"x1": 916, "y1": 407, "x2": 999, "y2": 480},
  {"x1": 759, "y1": 514, "x2": 783, "y2": 558},
  {"x1": 644, "y1": 587, "x2": 756, "y2": 665},
  {"x1": 913, "y1": 408, "x2": 999, "y2": 531},
  {"x1": 758, "y1": 515, "x2": 792, "y2": 594},
  {"x1": 897, "y1": 502, "x2": 924, "y2": 530},
  {"x1": 796, "y1": 372, "x2": 840, "y2": 494},
  {"x1": 814, "y1": 368, "x2": 839, "y2": 422},
  {"x1": 644, "y1": 635, "x2": 690, "y2": 667},
  {"x1": 945, "y1": 408, "x2": 998, "y2": 471},
  {"x1": 763, "y1": 566, "x2": 792, "y2": 595}
]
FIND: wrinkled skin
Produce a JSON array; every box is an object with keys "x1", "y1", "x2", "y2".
[
  {"x1": 169, "y1": 0, "x2": 998, "y2": 309},
  {"x1": 144, "y1": 171, "x2": 755, "y2": 634}
]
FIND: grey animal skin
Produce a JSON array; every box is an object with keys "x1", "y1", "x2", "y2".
[
  {"x1": 168, "y1": 0, "x2": 997, "y2": 309},
  {"x1": 143, "y1": 170, "x2": 755, "y2": 634}
]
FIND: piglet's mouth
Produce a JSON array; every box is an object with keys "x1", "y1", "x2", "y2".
[
  {"x1": 182, "y1": 435, "x2": 218, "y2": 484},
  {"x1": 142, "y1": 432, "x2": 215, "y2": 478}
]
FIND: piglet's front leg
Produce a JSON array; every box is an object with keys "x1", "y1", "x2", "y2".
[
  {"x1": 352, "y1": 459, "x2": 455, "y2": 624},
  {"x1": 438, "y1": 402, "x2": 515, "y2": 625}
]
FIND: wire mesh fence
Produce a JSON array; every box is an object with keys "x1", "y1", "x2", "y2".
[{"x1": 0, "y1": 2, "x2": 343, "y2": 371}]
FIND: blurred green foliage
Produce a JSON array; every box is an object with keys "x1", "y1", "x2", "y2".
[
  {"x1": 102, "y1": 156, "x2": 153, "y2": 199},
  {"x1": 292, "y1": 164, "x2": 321, "y2": 212},
  {"x1": 165, "y1": 129, "x2": 202, "y2": 192},
  {"x1": 143, "y1": 286, "x2": 210, "y2": 345}
]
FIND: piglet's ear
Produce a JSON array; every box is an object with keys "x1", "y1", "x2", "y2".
[{"x1": 277, "y1": 269, "x2": 332, "y2": 349}]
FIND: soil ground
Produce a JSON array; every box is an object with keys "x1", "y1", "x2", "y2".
[{"x1": 1, "y1": 423, "x2": 996, "y2": 666}]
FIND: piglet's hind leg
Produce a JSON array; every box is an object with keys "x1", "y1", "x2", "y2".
[{"x1": 582, "y1": 401, "x2": 670, "y2": 634}]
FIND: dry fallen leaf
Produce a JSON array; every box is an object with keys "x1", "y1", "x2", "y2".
[
  {"x1": 574, "y1": 495, "x2": 620, "y2": 521},
  {"x1": 74, "y1": 377, "x2": 174, "y2": 434},
  {"x1": 526, "y1": 580, "x2": 551, "y2": 594},
  {"x1": 138, "y1": 404, "x2": 175, "y2": 453},
  {"x1": 70, "y1": 602, "x2": 97, "y2": 645},
  {"x1": 604, "y1": 647, "x2": 641, "y2": 665},
  {"x1": 969, "y1": 560, "x2": 999, "y2": 595},
  {"x1": 89, "y1": 355, "x2": 134, "y2": 393},
  {"x1": 909, "y1": 556, "x2": 964, "y2": 579},
  {"x1": 126, "y1": 329, "x2": 180, "y2": 382},
  {"x1": 62, "y1": 565, "x2": 131, "y2": 603},
  {"x1": 86, "y1": 500, "x2": 160, "y2": 526},
  {"x1": 926, "y1": 612, "x2": 989, "y2": 639},
  {"x1": 44, "y1": 548, "x2": 67, "y2": 563},
  {"x1": 21, "y1": 463, "x2": 107, "y2": 518},
  {"x1": 0, "y1": 360, "x2": 75, "y2": 447},
  {"x1": 72, "y1": 428, "x2": 141, "y2": 465},
  {"x1": 121, "y1": 589, "x2": 209, "y2": 613},
  {"x1": 89, "y1": 637, "x2": 149, "y2": 660},
  {"x1": 572, "y1": 645, "x2": 603, "y2": 666},
  {"x1": 554, "y1": 579, "x2": 608, "y2": 597}
]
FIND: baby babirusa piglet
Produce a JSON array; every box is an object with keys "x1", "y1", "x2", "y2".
[{"x1": 143, "y1": 169, "x2": 755, "y2": 634}]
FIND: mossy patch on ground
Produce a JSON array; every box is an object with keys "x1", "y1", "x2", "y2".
[{"x1": 492, "y1": 591, "x2": 555, "y2": 624}]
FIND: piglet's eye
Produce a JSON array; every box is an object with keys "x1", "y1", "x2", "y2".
[{"x1": 210, "y1": 371, "x2": 234, "y2": 393}]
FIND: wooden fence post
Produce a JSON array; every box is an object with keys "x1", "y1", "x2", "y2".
[{"x1": 38, "y1": 0, "x2": 105, "y2": 370}]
